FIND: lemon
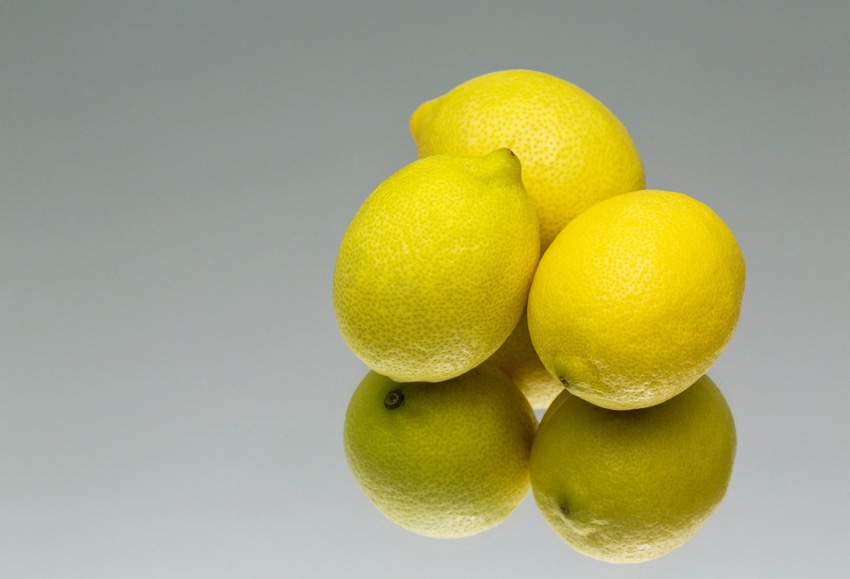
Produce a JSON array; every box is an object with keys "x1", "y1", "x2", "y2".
[
  {"x1": 333, "y1": 149, "x2": 540, "y2": 382},
  {"x1": 343, "y1": 364, "x2": 538, "y2": 539},
  {"x1": 410, "y1": 69, "x2": 645, "y2": 251},
  {"x1": 528, "y1": 190, "x2": 745, "y2": 410},
  {"x1": 530, "y1": 374, "x2": 737, "y2": 564},
  {"x1": 486, "y1": 309, "x2": 564, "y2": 410}
]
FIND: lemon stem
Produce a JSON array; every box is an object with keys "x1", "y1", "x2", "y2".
[{"x1": 384, "y1": 389, "x2": 405, "y2": 410}]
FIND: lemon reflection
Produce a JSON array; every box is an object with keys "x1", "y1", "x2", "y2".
[
  {"x1": 530, "y1": 374, "x2": 736, "y2": 563},
  {"x1": 343, "y1": 364, "x2": 537, "y2": 539},
  {"x1": 343, "y1": 369, "x2": 736, "y2": 562}
]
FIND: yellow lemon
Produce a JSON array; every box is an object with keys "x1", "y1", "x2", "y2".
[
  {"x1": 410, "y1": 69, "x2": 645, "y2": 251},
  {"x1": 486, "y1": 309, "x2": 564, "y2": 410},
  {"x1": 528, "y1": 190, "x2": 745, "y2": 410},
  {"x1": 530, "y1": 374, "x2": 737, "y2": 563},
  {"x1": 344, "y1": 364, "x2": 538, "y2": 539},
  {"x1": 333, "y1": 149, "x2": 540, "y2": 382}
]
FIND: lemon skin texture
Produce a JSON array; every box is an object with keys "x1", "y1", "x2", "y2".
[
  {"x1": 486, "y1": 309, "x2": 565, "y2": 410},
  {"x1": 530, "y1": 374, "x2": 737, "y2": 564},
  {"x1": 411, "y1": 69, "x2": 645, "y2": 251},
  {"x1": 333, "y1": 149, "x2": 540, "y2": 383},
  {"x1": 528, "y1": 190, "x2": 746, "y2": 410},
  {"x1": 343, "y1": 364, "x2": 538, "y2": 539}
]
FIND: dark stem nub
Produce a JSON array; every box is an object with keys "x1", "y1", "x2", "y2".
[
  {"x1": 560, "y1": 504, "x2": 570, "y2": 517},
  {"x1": 384, "y1": 389, "x2": 404, "y2": 410},
  {"x1": 558, "y1": 376, "x2": 569, "y2": 387}
]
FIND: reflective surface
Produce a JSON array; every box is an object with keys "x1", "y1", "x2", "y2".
[{"x1": 2, "y1": 2, "x2": 849, "y2": 577}]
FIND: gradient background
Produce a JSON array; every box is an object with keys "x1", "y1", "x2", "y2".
[{"x1": 2, "y1": 2, "x2": 848, "y2": 577}]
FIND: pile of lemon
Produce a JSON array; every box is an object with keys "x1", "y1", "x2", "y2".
[{"x1": 334, "y1": 70, "x2": 744, "y2": 564}]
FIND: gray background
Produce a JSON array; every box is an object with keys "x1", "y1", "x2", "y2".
[{"x1": 2, "y1": 1, "x2": 848, "y2": 577}]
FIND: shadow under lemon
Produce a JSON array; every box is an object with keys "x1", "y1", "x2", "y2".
[{"x1": 343, "y1": 367, "x2": 736, "y2": 563}]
